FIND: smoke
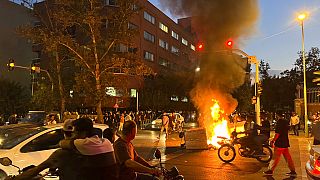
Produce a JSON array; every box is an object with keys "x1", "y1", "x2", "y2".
[{"x1": 159, "y1": 0, "x2": 259, "y2": 128}]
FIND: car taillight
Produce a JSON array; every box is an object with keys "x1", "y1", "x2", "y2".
[{"x1": 314, "y1": 157, "x2": 320, "y2": 174}]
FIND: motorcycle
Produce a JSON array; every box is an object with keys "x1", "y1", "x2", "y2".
[
  {"x1": 0, "y1": 157, "x2": 57, "y2": 180},
  {"x1": 217, "y1": 130, "x2": 273, "y2": 163},
  {"x1": 154, "y1": 149, "x2": 184, "y2": 180}
]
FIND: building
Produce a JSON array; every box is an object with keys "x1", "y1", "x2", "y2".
[
  {"x1": 32, "y1": 0, "x2": 198, "y2": 111},
  {"x1": 0, "y1": 0, "x2": 36, "y2": 87}
]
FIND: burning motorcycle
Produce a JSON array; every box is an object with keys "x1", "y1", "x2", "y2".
[
  {"x1": 154, "y1": 149, "x2": 184, "y2": 180},
  {"x1": 217, "y1": 130, "x2": 273, "y2": 163}
]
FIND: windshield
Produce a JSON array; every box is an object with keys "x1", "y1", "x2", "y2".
[{"x1": 0, "y1": 124, "x2": 46, "y2": 149}]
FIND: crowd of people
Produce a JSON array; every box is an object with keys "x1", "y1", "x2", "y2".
[{"x1": 13, "y1": 118, "x2": 161, "y2": 180}]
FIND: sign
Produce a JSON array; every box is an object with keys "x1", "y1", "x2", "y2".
[{"x1": 113, "y1": 103, "x2": 119, "y2": 108}]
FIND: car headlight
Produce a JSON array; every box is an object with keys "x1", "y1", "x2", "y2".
[{"x1": 151, "y1": 121, "x2": 156, "y2": 125}]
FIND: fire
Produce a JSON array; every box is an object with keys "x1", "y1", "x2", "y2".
[{"x1": 207, "y1": 100, "x2": 230, "y2": 147}]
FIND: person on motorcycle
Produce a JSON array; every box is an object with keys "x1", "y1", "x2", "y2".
[
  {"x1": 239, "y1": 115, "x2": 264, "y2": 156},
  {"x1": 113, "y1": 120, "x2": 161, "y2": 180},
  {"x1": 12, "y1": 119, "x2": 82, "y2": 180},
  {"x1": 59, "y1": 118, "x2": 118, "y2": 180}
]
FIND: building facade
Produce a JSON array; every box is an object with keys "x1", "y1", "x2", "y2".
[{"x1": 0, "y1": 0, "x2": 36, "y2": 87}]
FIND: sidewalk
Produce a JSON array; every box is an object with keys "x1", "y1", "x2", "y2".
[{"x1": 154, "y1": 131, "x2": 313, "y2": 180}]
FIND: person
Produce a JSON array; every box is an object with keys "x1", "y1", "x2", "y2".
[
  {"x1": 59, "y1": 118, "x2": 118, "y2": 180},
  {"x1": 45, "y1": 114, "x2": 57, "y2": 125},
  {"x1": 239, "y1": 115, "x2": 262, "y2": 155},
  {"x1": 13, "y1": 119, "x2": 81, "y2": 180},
  {"x1": 264, "y1": 114, "x2": 297, "y2": 176},
  {"x1": 290, "y1": 112, "x2": 299, "y2": 136},
  {"x1": 104, "y1": 128, "x2": 117, "y2": 144},
  {"x1": 119, "y1": 113, "x2": 125, "y2": 131},
  {"x1": 125, "y1": 112, "x2": 132, "y2": 121},
  {"x1": 313, "y1": 118, "x2": 320, "y2": 145},
  {"x1": 169, "y1": 112, "x2": 175, "y2": 132},
  {"x1": 113, "y1": 120, "x2": 161, "y2": 180},
  {"x1": 158, "y1": 112, "x2": 169, "y2": 139}
]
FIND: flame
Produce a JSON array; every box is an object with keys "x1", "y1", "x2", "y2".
[{"x1": 207, "y1": 100, "x2": 230, "y2": 147}]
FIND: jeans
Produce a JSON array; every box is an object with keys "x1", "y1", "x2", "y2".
[
  {"x1": 293, "y1": 124, "x2": 299, "y2": 136},
  {"x1": 268, "y1": 147, "x2": 295, "y2": 172}
]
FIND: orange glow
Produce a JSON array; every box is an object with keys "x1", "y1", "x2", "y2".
[{"x1": 206, "y1": 100, "x2": 230, "y2": 147}]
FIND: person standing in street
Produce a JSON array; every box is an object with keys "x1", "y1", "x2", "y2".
[
  {"x1": 264, "y1": 114, "x2": 297, "y2": 176},
  {"x1": 119, "y1": 113, "x2": 125, "y2": 131},
  {"x1": 290, "y1": 112, "x2": 300, "y2": 136},
  {"x1": 158, "y1": 112, "x2": 169, "y2": 139}
]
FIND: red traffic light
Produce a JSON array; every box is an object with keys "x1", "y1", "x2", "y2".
[
  {"x1": 197, "y1": 43, "x2": 204, "y2": 51},
  {"x1": 226, "y1": 39, "x2": 233, "y2": 48}
]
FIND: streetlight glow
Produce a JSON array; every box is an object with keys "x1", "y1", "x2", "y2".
[{"x1": 298, "y1": 13, "x2": 306, "y2": 21}]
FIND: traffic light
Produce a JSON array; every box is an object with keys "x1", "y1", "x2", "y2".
[
  {"x1": 313, "y1": 70, "x2": 320, "y2": 85},
  {"x1": 256, "y1": 82, "x2": 263, "y2": 96},
  {"x1": 31, "y1": 63, "x2": 40, "y2": 74},
  {"x1": 7, "y1": 59, "x2": 15, "y2": 71},
  {"x1": 196, "y1": 42, "x2": 204, "y2": 51},
  {"x1": 225, "y1": 39, "x2": 233, "y2": 49}
]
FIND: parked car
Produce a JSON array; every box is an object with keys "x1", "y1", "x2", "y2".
[
  {"x1": 147, "y1": 113, "x2": 184, "y2": 129},
  {"x1": 306, "y1": 144, "x2": 320, "y2": 179},
  {"x1": 0, "y1": 123, "x2": 109, "y2": 178}
]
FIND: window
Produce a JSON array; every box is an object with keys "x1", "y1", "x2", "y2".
[
  {"x1": 191, "y1": 44, "x2": 195, "y2": 51},
  {"x1": 105, "y1": 0, "x2": 117, "y2": 6},
  {"x1": 182, "y1": 38, "x2": 188, "y2": 46},
  {"x1": 130, "y1": 89, "x2": 137, "y2": 97},
  {"x1": 144, "y1": 31, "x2": 155, "y2": 43},
  {"x1": 171, "y1": 46, "x2": 179, "y2": 55},
  {"x1": 159, "y1": 57, "x2": 170, "y2": 67},
  {"x1": 159, "y1": 39, "x2": 169, "y2": 50},
  {"x1": 159, "y1": 22, "x2": 168, "y2": 33},
  {"x1": 144, "y1": 51, "x2": 154, "y2": 61},
  {"x1": 112, "y1": 43, "x2": 128, "y2": 52},
  {"x1": 128, "y1": 22, "x2": 138, "y2": 30},
  {"x1": 171, "y1": 31, "x2": 179, "y2": 40},
  {"x1": 20, "y1": 129, "x2": 64, "y2": 153},
  {"x1": 144, "y1": 11, "x2": 155, "y2": 24}
]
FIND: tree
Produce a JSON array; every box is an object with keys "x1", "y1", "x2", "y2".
[
  {"x1": 259, "y1": 60, "x2": 270, "y2": 80},
  {"x1": 20, "y1": 0, "x2": 152, "y2": 122},
  {"x1": 0, "y1": 79, "x2": 31, "y2": 116}
]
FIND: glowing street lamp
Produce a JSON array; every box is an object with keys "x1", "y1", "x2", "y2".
[{"x1": 297, "y1": 12, "x2": 309, "y2": 137}]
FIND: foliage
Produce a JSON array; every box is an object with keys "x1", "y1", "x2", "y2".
[
  {"x1": 0, "y1": 79, "x2": 31, "y2": 115},
  {"x1": 30, "y1": 83, "x2": 57, "y2": 112}
]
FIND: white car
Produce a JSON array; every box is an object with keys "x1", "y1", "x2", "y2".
[
  {"x1": 306, "y1": 145, "x2": 320, "y2": 179},
  {"x1": 0, "y1": 123, "x2": 109, "y2": 178},
  {"x1": 149, "y1": 113, "x2": 184, "y2": 129}
]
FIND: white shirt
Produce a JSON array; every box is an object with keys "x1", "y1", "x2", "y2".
[
  {"x1": 290, "y1": 115, "x2": 300, "y2": 126},
  {"x1": 74, "y1": 135, "x2": 114, "y2": 155}
]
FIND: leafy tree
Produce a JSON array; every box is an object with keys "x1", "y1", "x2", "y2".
[
  {"x1": 0, "y1": 79, "x2": 31, "y2": 116},
  {"x1": 259, "y1": 60, "x2": 270, "y2": 80},
  {"x1": 20, "y1": 0, "x2": 152, "y2": 122},
  {"x1": 30, "y1": 82, "x2": 57, "y2": 112}
]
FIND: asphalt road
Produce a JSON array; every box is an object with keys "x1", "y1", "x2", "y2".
[{"x1": 133, "y1": 128, "x2": 309, "y2": 180}]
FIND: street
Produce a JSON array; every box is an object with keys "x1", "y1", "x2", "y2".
[{"x1": 134, "y1": 127, "x2": 311, "y2": 180}]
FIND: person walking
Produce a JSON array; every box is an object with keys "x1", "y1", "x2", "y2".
[
  {"x1": 264, "y1": 114, "x2": 297, "y2": 176},
  {"x1": 290, "y1": 112, "x2": 300, "y2": 136},
  {"x1": 119, "y1": 113, "x2": 125, "y2": 131},
  {"x1": 158, "y1": 112, "x2": 169, "y2": 139}
]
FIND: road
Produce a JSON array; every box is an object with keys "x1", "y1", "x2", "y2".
[{"x1": 133, "y1": 126, "x2": 311, "y2": 180}]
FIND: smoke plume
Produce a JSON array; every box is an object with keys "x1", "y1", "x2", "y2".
[{"x1": 159, "y1": 0, "x2": 259, "y2": 129}]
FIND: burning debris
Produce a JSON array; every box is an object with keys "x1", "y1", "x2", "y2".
[{"x1": 160, "y1": 0, "x2": 259, "y2": 146}]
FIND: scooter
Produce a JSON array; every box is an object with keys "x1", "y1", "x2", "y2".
[
  {"x1": 0, "y1": 157, "x2": 57, "y2": 180},
  {"x1": 154, "y1": 149, "x2": 184, "y2": 180}
]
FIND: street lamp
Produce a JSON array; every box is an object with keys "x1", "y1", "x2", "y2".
[{"x1": 298, "y1": 13, "x2": 308, "y2": 137}]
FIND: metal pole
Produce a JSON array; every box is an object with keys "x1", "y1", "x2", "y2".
[
  {"x1": 301, "y1": 20, "x2": 309, "y2": 137},
  {"x1": 136, "y1": 91, "x2": 139, "y2": 112},
  {"x1": 255, "y1": 60, "x2": 261, "y2": 125}
]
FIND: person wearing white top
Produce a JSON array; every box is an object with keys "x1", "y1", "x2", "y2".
[{"x1": 290, "y1": 112, "x2": 299, "y2": 136}]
